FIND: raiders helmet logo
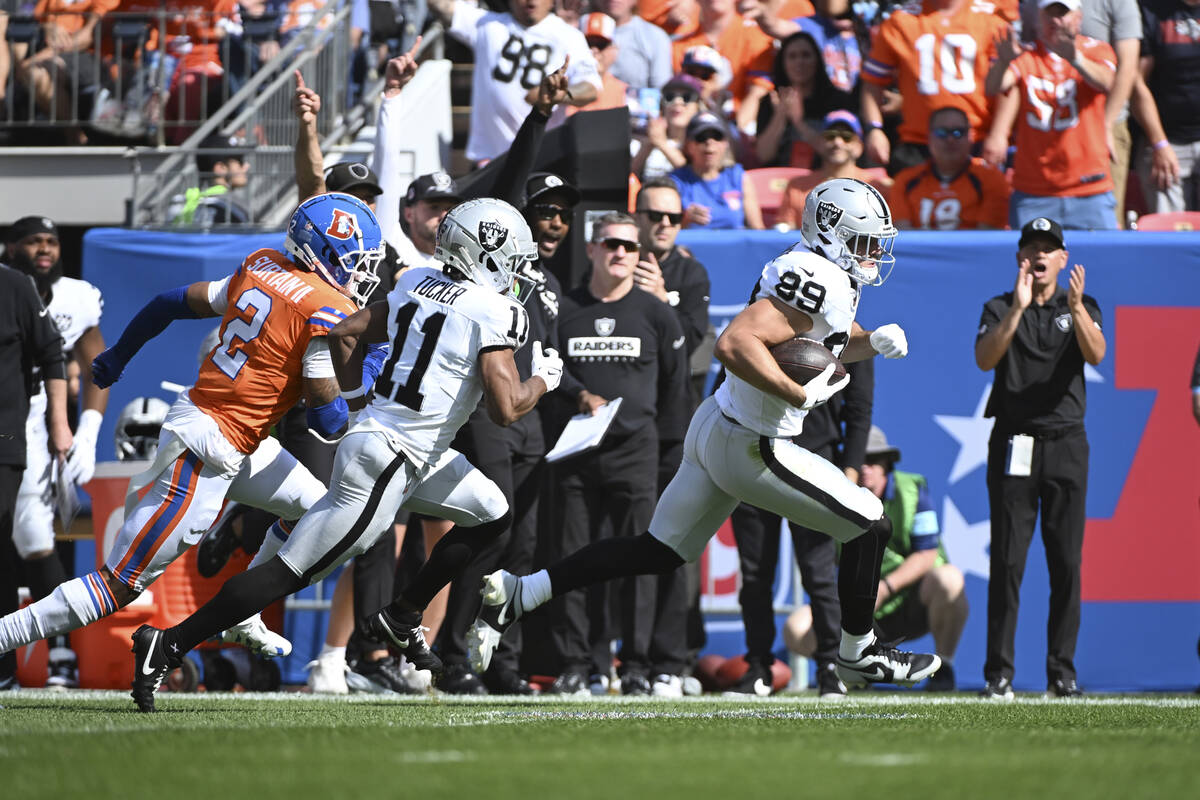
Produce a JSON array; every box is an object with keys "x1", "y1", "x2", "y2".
[
  {"x1": 325, "y1": 208, "x2": 358, "y2": 240},
  {"x1": 478, "y1": 220, "x2": 508, "y2": 252},
  {"x1": 544, "y1": 175, "x2": 563, "y2": 188},
  {"x1": 1033, "y1": 217, "x2": 1052, "y2": 231},
  {"x1": 594, "y1": 317, "x2": 616, "y2": 336},
  {"x1": 816, "y1": 201, "x2": 842, "y2": 230},
  {"x1": 431, "y1": 171, "x2": 454, "y2": 191}
]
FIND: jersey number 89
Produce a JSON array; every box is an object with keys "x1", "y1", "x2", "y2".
[{"x1": 492, "y1": 34, "x2": 553, "y2": 89}]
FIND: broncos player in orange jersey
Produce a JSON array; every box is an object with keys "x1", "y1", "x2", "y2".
[{"x1": 0, "y1": 193, "x2": 385, "y2": 671}]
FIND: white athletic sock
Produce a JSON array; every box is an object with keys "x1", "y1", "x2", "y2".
[
  {"x1": 520, "y1": 569, "x2": 552, "y2": 612},
  {"x1": 0, "y1": 574, "x2": 111, "y2": 652},
  {"x1": 318, "y1": 645, "x2": 346, "y2": 662},
  {"x1": 248, "y1": 520, "x2": 291, "y2": 568},
  {"x1": 839, "y1": 629, "x2": 877, "y2": 662}
]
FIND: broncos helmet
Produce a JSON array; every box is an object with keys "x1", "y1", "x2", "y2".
[
  {"x1": 114, "y1": 397, "x2": 170, "y2": 461},
  {"x1": 285, "y1": 192, "x2": 384, "y2": 306},
  {"x1": 800, "y1": 178, "x2": 897, "y2": 286},
  {"x1": 434, "y1": 198, "x2": 538, "y2": 297}
]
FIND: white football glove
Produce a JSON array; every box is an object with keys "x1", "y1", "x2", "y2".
[
  {"x1": 531, "y1": 341, "x2": 563, "y2": 393},
  {"x1": 869, "y1": 323, "x2": 909, "y2": 359},
  {"x1": 800, "y1": 363, "x2": 851, "y2": 410},
  {"x1": 63, "y1": 409, "x2": 102, "y2": 486}
]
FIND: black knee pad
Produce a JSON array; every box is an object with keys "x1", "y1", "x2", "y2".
[
  {"x1": 633, "y1": 532, "x2": 686, "y2": 574},
  {"x1": 472, "y1": 511, "x2": 513, "y2": 545}
]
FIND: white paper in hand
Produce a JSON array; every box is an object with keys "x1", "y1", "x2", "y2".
[
  {"x1": 545, "y1": 398, "x2": 623, "y2": 463},
  {"x1": 55, "y1": 459, "x2": 81, "y2": 533}
]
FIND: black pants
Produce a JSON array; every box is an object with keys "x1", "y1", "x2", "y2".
[
  {"x1": 549, "y1": 427, "x2": 660, "y2": 676},
  {"x1": 0, "y1": 464, "x2": 25, "y2": 681},
  {"x1": 730, "y1": 505, "x2": 841, "y2": 669},
  {"x1": 985, "y1": 427, "x2": 1088, "y2": 684},
  {"x1": 435, "y1": 408, "x2": 544, "y2": 670}
]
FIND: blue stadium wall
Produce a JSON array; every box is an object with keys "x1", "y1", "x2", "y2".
[{"x1": 81, "y1": 228, "x2": 1200, "y2": 692}]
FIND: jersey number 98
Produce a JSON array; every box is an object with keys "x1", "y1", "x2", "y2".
[{"x1": 492, "y1": 34, "x2": 553, "y2": 89}]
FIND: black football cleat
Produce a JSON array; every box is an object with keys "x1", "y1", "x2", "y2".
[
  {"x1": 196, "y1": 506, "x2": 243, "y2": 578},
  {"x1": 836, "y1": 641, "x2": 941, "y2": 688},
  {"x1": 1048, "y1": 678, "x2": 1083, "y2": 698},
  {"x1": 364, "y1": 609, "x2": 443, "y2": 677},
  {"x1": 130, "y1": 625, "x2": 180, "y2": 713}
]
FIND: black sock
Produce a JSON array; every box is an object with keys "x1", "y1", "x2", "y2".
[
  {"x1": 395, "y1": 513, "x2": 511, "y2": 612},
  {"x1": 548, "y1": 532, "x2": 684, "y2": 596},
  {"x1": 838, "y1": 516, "x2": 891, "y2": 636},
  {"x1": 23, "y1": 553, "x2": 68, "y2": 601},
  {"x1": 165, "y1": 557, "x2": 304, "y2": 655}
]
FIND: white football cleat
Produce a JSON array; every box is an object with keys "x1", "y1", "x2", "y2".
[
  {"x1": 306, "y1": 653, "x2": 349, "y2": 694},
  {"x1": 221, "y1": 614, "x2": 292, "y2": 659},
  {"x1": 467, "y1": 570, "x2": 524, "y2": 673}
]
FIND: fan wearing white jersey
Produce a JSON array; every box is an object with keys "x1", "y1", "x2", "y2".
[
  {"x1": 3, "y1": 215, "x2": 108, "y2": 688},
  {"x1": 469, "y1": 178, "x2": 944, "y2": 690},
  {"x1": 433, "y1": 0, "x2": 602, "y2": 162},
  {"x1": 130, "y1": 199, "x2": 565, "y2": 708}
]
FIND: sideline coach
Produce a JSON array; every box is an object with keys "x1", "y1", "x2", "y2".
[{"x1": 974, "y1": 217, "x2": 1106, "y2": 700}]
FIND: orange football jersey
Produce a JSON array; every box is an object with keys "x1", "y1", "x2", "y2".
[
  {"x1": 890, "y1": 157, "x2": 1010, "y2": 229},
  {"x1": 862, "y1": 0, "x2": 1010, "y2": 144},
  {"x1": 671, "y1": 15, "x2": 775, "y2": 103},
  {"x1": 189, "y1": 248, "x2": 357, "y2": 454},
  {"x1": 1008, "y1": 38, "x2": 1115, "y2": 197}
]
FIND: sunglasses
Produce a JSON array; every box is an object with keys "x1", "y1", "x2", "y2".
[
  {"x1": 662, "y1": 90, "x2": 699, "y2": 105},
  {"x1": 530, "y1": 203, "x2": 571, "y2": 222},
  {"x1": 639, "y1": 209, "x2": 683, "y2": 225},
  {"x1": 587, "y1": 38, "x2": 612, "y2": 50},
  {"x1": 822, "y1": 129, "x2": 857, "y2": 143},
  {"x1": 683, "y1": 66, "x2": 717, "y2": 80},
  {"x1": 693, "y1": 130, "x2": 725, "y2": 143},
  {"x1": 932, "y1": 126, "x2": 969, "y2": 140},
  {"x1": 597, "y1": 237, "x2": 641, "y2": 253}
]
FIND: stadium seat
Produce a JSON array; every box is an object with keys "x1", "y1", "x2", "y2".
[
  {"x1": 747, "y1": 167, "x2": 810, "y2": 228},
  {"x1": 1135, "y1": 211, "x2": 1200, "y2": 231}
]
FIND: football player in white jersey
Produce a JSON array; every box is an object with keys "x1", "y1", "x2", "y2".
[
  {"x1": 3, "y1": 216, "x2": 108, "y2": 688},
  {"x1": 129, "y1": 198, "x2": 565, "y2": 710},
  {"x1": 469, "y1": 178, "x2": 943, "y2": 690},
  {"x1": 433, "y1": 0, "x2": 602, "y2": 162}
]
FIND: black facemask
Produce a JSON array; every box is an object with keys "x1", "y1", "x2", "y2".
[{"x1": 8, "y1": 247, "x2": 63, "y2": 297}]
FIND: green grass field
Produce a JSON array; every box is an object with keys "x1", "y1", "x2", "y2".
[{"x1": 3, "y1": 691, "x2": 1197, "y2": 799}]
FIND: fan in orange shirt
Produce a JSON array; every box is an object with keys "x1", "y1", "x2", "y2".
[
  {"x1": 19, "y1": 1, "x2": 119, "y2": 133},
  {"x1": 890, "y1": 106, "x2": 1010, "y2": 229},
  {"x1": 983, "y1": 0, "x2": 1116, "y2": 229},
  {"x1": 671, "y1": 0, "x2": 775, "y2": 107},
  {"x1": 860, "y1": 0, "x2": 1010, "y2": 172},
  {"x1": 778, "y1": 110, "x2": 894, "y2": 229},
  {"x1": 641, "y1": 0, "x2": 700, "y2": 37},
  {"x1": 567, "y1": 12, "x2": 631, "y2": 116}
]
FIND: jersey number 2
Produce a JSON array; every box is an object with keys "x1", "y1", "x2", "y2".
[
  {"x1": 212, "y1": 287, "x2": 272, "y2": 380},
  {"x1": 375, "y1": 302, "x2": 446, "y2": 412}
]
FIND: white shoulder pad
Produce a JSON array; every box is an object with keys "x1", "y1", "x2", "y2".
[{"x1": 754, "y1": 249, "x2": 850, "y2": 317}]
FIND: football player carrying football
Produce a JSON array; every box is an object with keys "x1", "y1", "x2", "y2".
[{"x1": 470, "y1": 178, "x2": 944, "y2": 691}]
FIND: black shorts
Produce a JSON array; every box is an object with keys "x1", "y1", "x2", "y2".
[{"x1": 873, "y1": 592, "x2": 930, "y2": 643}]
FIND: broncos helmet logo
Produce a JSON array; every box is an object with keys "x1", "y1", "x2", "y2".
[
  {"x1": 478, "y1": 220, "x2": 508, "y2": 252},
  {"x1": 325, "y1": 208, "x2": 359, "y2": 240}
]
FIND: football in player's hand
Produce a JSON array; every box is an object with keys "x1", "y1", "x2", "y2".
[{"x1": 769, "y1": 337, "x2": 847, "y2": 386}]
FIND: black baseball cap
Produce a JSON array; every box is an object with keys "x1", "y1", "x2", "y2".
[
  {"x1": 325, "y1": 162, "x2": 383, "y2": 196},
  {"x1": 686, "y1": 112, "x2": 727, "y2": 141},
  {"x1": 524, "y1": 172, "x2": 581, "y2": 207},
  {"x1": 405, "y1": 171, "x2": 463, "y2": 205},
  {"x1": 1018, "y1": 216, "x2": 1066, "y2": 250},
  {"x1": 7, "y1": 215, "x2": 58, "y2": 242}
]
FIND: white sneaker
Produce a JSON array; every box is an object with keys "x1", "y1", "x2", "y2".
[
  {"x1": 221, "y1": 614, "x2": 292, "y2": 659},
  {"x1": 651, "y1": 674, "x2": 683, "y2": 698},
  {"x1": 468, "y1": 570, "x2": 524, "y2": 673},
  {"x1": 397, "y1": 655, "x2": 432, "y2": 692},
  {"x1": 588, "y1": 674, "x2": 610, "y2": 696},
  {"x1": 680, "y1": 675, "x2": 703, "y2": 697},
  {"x1": 306, "y1": 653, "x2": 349, "y2": 694}
]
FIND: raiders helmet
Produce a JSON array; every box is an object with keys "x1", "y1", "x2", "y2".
[
  {"x1": 800, "y1": 178, "x2": 897, "y2": 286},
  {"x1": 114, "y1": 397, "x2": 169, "y2": 461},
  {"x1": 434, "y1": 198, "x2": 539, "y2": 297}
]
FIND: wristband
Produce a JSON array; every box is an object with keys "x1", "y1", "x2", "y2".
[
  {"x1": 882, "y1": 576, "x2": 896, "y2": 597},
  {"x1": 1152, "y1": 139, "x2": 1170, "y2": 151},
  {"x1": 340, "y1": 384, "x2": 368, "y2": 400},
  {"x1": 866, "y1": 120, "x2": 884, "y2": 132}
]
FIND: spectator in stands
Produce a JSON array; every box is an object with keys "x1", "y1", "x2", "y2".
[
  {"x1": 670, "y1": 111, "x2": 764, "y2": 229},
  {"x1": 593, "y1": 0, "x2": 672, "y2": 90},
  {"x1": 155, "y1": 0, "x2": 240, "y2": 144},
  {"x1": 678, "y1": 45, "x2": 731, "y2": 112},
  {"x1": 860, "y1": 0, "x2": 1009, "y2": 173},
  {"x1": 671, "y1": 0, "x2": 774, "y2": 115},
  {"x1": 889, "y1": 105, "x2": 1010, "y2": 230},
  {"x1": 631, "y1": 74, "x2": 702, "y2": 179},
  {"x1": 168, "y1": 130, "x2": 251, "y2": 224},
  {"x1": 641, "y1": 0, "x2": 700, "y2": 37},
  {"x1": 750, "y1": 30, "x2": 856, "y2": 168},
  {"x1": 776, "y1": 110, "x2": 891, "y2": 229},
  {"x1": 784, "y1": 426, "x2": 967, "y2": 692},
  {"x1": 431, "y1": 0, "x2": 601, "y2": 163},
  {"x1": 13, "y1": 0, "x2": 116, "y2": 142},
  {"x1": 1136, "y1": 0, "x2": 1200, "y2": 213},
  {"x1": 984, "y1": 0, "x2": 1117, "y2": 230},
  {"x1": 567, "y1": 13, "x2": 630, "y2": 115},
  {"x1": 742, "y1": 0, "x2": 864, "y2": 94}
]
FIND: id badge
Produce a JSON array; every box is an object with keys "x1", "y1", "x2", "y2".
[{"x1": 1006, "y1": 434, "x2": 1034, "y2": 477}]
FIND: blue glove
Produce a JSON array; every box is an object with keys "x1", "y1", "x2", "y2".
[
  {"x1": 92, "y1": 347, "x2": 128, "y2": 388},
  {"x1": 361, "y1": 342, "x2": 389, "y2": 389}
]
